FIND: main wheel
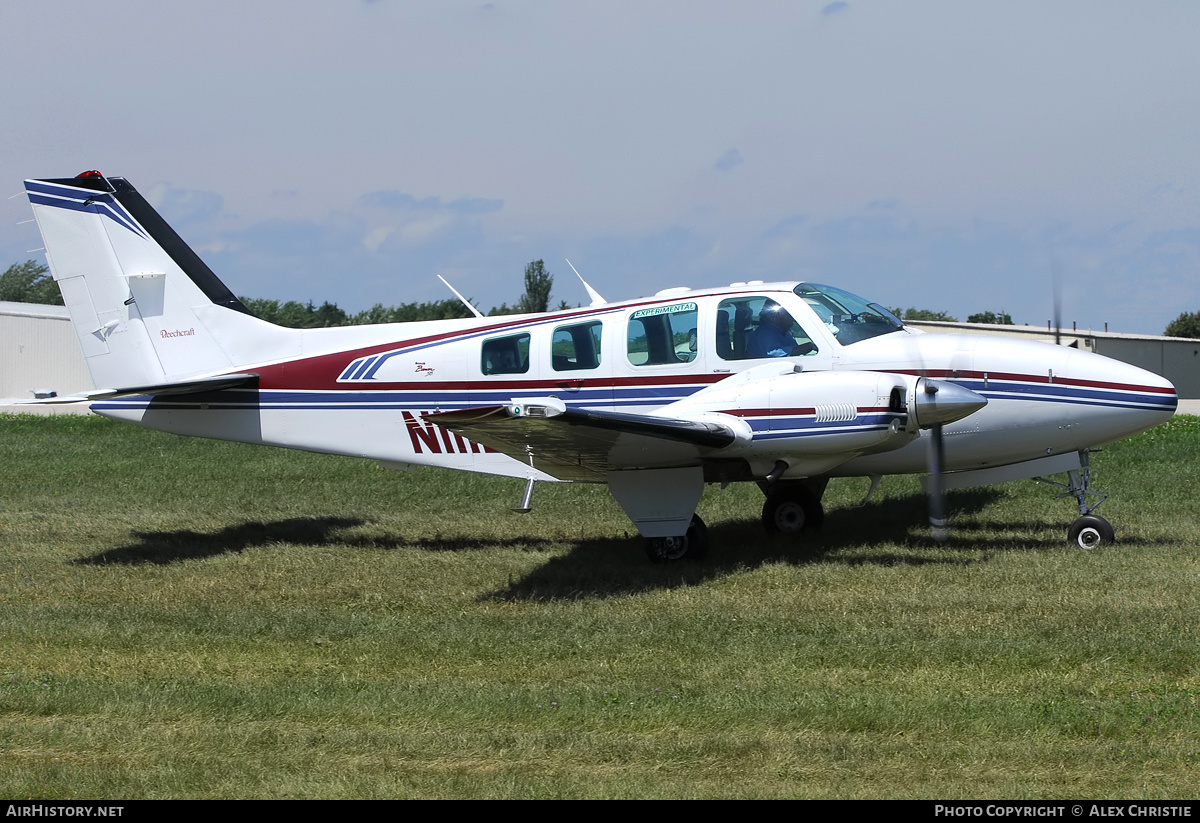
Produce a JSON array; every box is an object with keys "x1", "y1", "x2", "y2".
[
  {"x1": 644, "y1": 514, "x2": 709, "y2": 563},
  {"x1": 1067, "y1": 514, "x2": 1115, "y2": 550},
  {"x1": 762, "y1": 485, "x2": 824, "y2": 535}
]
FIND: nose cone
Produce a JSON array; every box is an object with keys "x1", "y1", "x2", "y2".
[
  {"x1": 1064, "y1": 348, "x2": 1178, "y2": 444},
  {"x1": 913, "y1": 378, "x2": 988, "y2": 428}
]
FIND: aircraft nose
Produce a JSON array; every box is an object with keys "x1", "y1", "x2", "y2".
[
  {"x1": 1063, "y1": 348, "x2": 1178, "y2": 445},
  {"x1": 913, "y1": 378, "x2": 988, "y2": 429}
]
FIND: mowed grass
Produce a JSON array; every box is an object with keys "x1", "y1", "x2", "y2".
[{"x1": 1, "y1": 413, "x2": 1199, "y2": 799}]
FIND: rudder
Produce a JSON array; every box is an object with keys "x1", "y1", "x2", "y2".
[{"x1": 25, "y1": 171, "x2": 296, "y2": 389}]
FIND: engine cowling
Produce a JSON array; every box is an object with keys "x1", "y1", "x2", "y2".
[{"x1": 660, "y1": 364, "x2": 987, "y2": 476}]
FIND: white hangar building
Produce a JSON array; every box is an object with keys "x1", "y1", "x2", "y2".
[{"x1": 1, "y1": 300, "x2": 93, "y2": 404}]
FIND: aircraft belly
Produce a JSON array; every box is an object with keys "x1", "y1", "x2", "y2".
[{"x1": 91, "y1": 398, "x2": 548, "y2": 481}]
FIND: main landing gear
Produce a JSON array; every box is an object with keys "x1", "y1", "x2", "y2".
[
  {"x1": 644, "y1": 514, "x2": 709, "y2": 563},
  {"x1": 1037, "y1": 451, "x2": 1114, "y2": 550},
  {"x1": 760, "y1": 479, "x2": 827, "y2": 536}
]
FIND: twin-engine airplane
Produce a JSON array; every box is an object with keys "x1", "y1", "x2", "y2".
[{"x1": 22, "y1": 171, "x2": 1178, "y2": 561}]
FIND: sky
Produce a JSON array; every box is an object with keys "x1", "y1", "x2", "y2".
[{"x1": 3, "y1": 0, "x2": 1199, "y2": 334}]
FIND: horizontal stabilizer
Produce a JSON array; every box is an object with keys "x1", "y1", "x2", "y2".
[{"x1": 25, "y1": 373, "x2": 259, "y2": 404}]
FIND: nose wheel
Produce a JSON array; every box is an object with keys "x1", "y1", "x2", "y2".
[{"x1": 1068, "y1": 514, "x2": 1115, "y2": 550}]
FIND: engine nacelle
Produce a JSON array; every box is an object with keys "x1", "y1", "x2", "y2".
[{"x1": 661, "y1": 365, "x2": 987, "y2": 478}]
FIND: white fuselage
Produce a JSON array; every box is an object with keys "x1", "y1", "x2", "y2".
[{"x1": 91, "y1": 283, "x2": 1177, "y2": 483}]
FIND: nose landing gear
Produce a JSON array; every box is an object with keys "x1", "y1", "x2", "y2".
[{"x1": 1037, "y1": 451, "x2": 1114, "y2": 549}]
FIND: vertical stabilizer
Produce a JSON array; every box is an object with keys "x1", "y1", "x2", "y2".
[{"x1": 24, "y1": 172, "x2": 298, "y2": 389}]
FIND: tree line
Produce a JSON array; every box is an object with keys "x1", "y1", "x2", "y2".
[
  {"x1": 1, "y1": 259, "x2": 562, "y2": 328},
  {"x1": 891, "y1": 307, "x2": 1014, "y2": 325},
  {"x1": 4, "y1": 259, "x2": 1198, "y2": 337}
]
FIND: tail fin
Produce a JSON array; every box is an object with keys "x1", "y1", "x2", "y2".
[{"x1": 24, "y1": 171, "x2": 297, "y2": 389}]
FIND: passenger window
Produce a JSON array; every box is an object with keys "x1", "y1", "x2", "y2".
[
  {"x1": 715, "y1": 297, "x2": 817, "y2": 360},
  {"x1": 627, "y1": 302, "x2": 698, "y2": 366},
  {"x1": 552, "y1": 321, "x2": 603, "y2": 371},
  {"x1": 481, "y1": 333, "x2": 530, "y2": 375}
]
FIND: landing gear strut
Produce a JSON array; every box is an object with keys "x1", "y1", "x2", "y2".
[
  {"x1": 1036, "y1": 451, "x2": 1114, "y2": 549},
  {"x1": 644, "y1": 514, "x2": 709, "y2": 563},
  {"x1": 761, "y1": 480, "x2": 826, "y2": 535}
]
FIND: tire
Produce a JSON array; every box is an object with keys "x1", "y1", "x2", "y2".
[
  {"x1": 1067, "y1": 514, "x2": 1115, "y2": 550},
  {"x1": 645, "y1": 514, "x2": 709, "y2": 563},
  {"x1": 761, "y1": 485, "x2": 824, "y2": 535}
]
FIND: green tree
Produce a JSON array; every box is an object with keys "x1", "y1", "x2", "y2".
[
  {"x1": 487, "y1": 259, "x2": 556, "y2": 316},
  {"x1": 240, "y1": 297, "x2": 285, "y2": 325},
  {"x1": 242, "y1": 295, "x2": 475, "y2": 328},
  {"x1": 967, "y1": 310, "x2": 1014, "y2": 325},
  {"x1": 893, "y1": 307, "x2": 957, "y2": 322},
  {"x1": 0, "y1": 260, "x2": 63, "y2": 305},
  {"x1": 1165, "y1": 311, "x2": 1200, "y2": 339},
  {"x1": 516, "y1": 259, "x2": 553, "y2": 314},
  {"x1": 240, "y1": 298, "x2": 348, "y2": 329},
  {"x1": 350, "y1": 299, "x2": 474, "y2": 324}
]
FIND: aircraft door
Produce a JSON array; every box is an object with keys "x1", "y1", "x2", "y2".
[{"x1": 548, "y1": 319, "x2": 612, "y2": 411}]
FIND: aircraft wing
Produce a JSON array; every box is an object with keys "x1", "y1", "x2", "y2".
[
  {"x1": 424, "y1": 398, "x2": 738, "y2": 481},
  {"x1": 24, "y1": 373, "x2": 260, "y2": 403}
]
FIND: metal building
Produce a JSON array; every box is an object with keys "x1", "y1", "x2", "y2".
[
  {"x1": 1, "y1": 300, "x2": 94, "y2": 401},
  {"x1": 906, "y1": 321, "x2": 1199, "y2": 399}
]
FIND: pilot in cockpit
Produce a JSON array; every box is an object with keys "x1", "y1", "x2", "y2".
[{"x1": 747, "y1": 301, "x2": 815, "y2": 358}]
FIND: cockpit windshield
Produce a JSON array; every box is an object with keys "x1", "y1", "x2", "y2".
[{"x1": 793, "y1": 283, "x2": 904, "y2": 346}]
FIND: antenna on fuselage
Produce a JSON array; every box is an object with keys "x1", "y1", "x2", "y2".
[
  {"x1": 566, "y1": 259, "x2": 607, "y2": 307},
  {"x1": 436, "y1": 275, "x2": 484, "y2": 319}
]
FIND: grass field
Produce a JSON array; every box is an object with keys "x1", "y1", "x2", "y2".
[{"x1": 1, "y1": 412, "x2": 1198, "y2": 799}]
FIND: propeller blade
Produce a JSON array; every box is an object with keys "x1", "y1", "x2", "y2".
[
  {"x1": 928, "y1": 422, "x2": 947, "y2": 542},
  {"x1": 908, "y1": 350, "x2": 986, "y2": 543}
]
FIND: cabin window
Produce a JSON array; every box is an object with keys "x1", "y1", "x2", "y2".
[
  {"x1": 714, "y1": 296, "x2": 818, "y2": 360},
  {"x1": 481, "y1": 333, "x2": 530, "y2": 375},
  {"x1": 627, "y1": 302, "x2": 698, "y2": 366},
  {"x1": 552, "y1": 321, "x2": 603, "y2": 371}
]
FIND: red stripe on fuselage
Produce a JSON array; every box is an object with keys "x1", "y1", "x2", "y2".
[
  {"x1": 727, "y1": 405, "x2": 891, "y2": 418},
  {"x1": 885, "y1": 369, "x2": 1174, "y2": 395}
]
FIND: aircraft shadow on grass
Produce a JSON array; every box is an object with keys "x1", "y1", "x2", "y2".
[
  {"x1": 73, "y1": 489, "x2": 1156, "y2": 602},
  {"x1": 71, "y1": 515, "x2": 562, "y2": 566},
  {"x1": 73, "y1": 516, "x2": 371, "y2": 566},
  {"x1": 485, "y1": 487, "x2": 1165, "y2": 602}
]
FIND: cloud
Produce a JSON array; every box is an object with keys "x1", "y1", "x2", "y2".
[
  {"x1": 145, "y1": 183, "x2": 227, "y2": 228},
  {"x1": 764, "y1": 216, "x2": 807, "y2": 238},
  {"x1": 360, "y1": 190, "x2": 503, "y2": 215},
  {"x1": 821, "y1": 2, "x2": 849, "y2": 16},
  {"x1": 714, "y1": 149, "x2": 744, "y2": 173}
]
